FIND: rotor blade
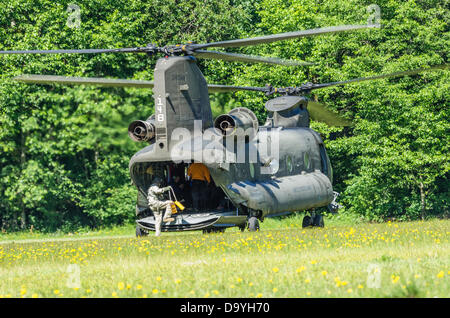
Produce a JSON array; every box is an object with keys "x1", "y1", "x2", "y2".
[
  {"x1": 307, "y1": 101, "x2": 352, "y2": 127},
  {"x1": 194, "y1": 24, "x2": 377, "y2": 49},
  {"x1": 207, "y1": 84, "x2": 266, "y2": 93},
  {"x1": 14, "y1": 75, "x2": 154, "y2": 88},
  {"x1": 14, "y1": 74, "x2": 266, "y2": 93},
  {"x1": 0, "y1": 47, "x2": 153, "y2": 55},
  {"x1": 309, "y1": 64, "x2": 450, "y2": 90},
  {"x1": 193, "y1": 50, "x2": 313, "y2": 66}
]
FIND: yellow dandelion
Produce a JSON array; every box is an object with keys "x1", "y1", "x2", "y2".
[
  {"x1": 53, "y1": 290, "x2": 60, "y2": 295},
  {"x1": 310, "y1": 260, "x2": 317, "y2": 265},
  {"x1": 272, "y1": 287, "x2": 278, "y2": 293},
  {"x1": 304, "y1": 278, "x2": 310, "y2": 284},
  {"x1": 272, "y1": 267, "x2": 279, "y2": 273},
  {"x1": 136, "y1": 284, "x2": 143, "y2": 290},
  {"x1": 117, "y1": 282, "x2": 125, "y2": 290},
  {"x1": 31, "y1": 293, "x2": 38, "y2": 298},
  {"x1": 256, "y1": 293, "x2": 263, "y2": 298},
  {"x1": 321, "y1": 271, "x2": 327, "y2": 276},
  {"x1": 436, "y1": 271, "x2": 444, "y2": 279},
  {"x1": 152, "y1": 289, "x2": 158, "y2": 294},
  {"x1": 296, "y1": 266, "x2": 306, "y2": 273},
  {"x1": 357, "y1": 284, "x2": 364, "y2": 289},
  {"x1": 112, "y1": 292, "x2": 118, "y2": 297},
  {"x1": 391, "y1": 275, "x2": 400, "y2": 284},
  {"x1": 175, "y1": 279, "x2": 181, "y2": 284}
]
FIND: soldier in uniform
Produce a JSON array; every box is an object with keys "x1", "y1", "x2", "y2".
[
  {"x1": 187, "y1": 163, "x2": 211, "y2": 211},
  {"x1": 147, "y1": 177, "x2": 175, "y2": 237}
]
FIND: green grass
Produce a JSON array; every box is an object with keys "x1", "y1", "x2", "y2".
[
  {"x1": 0, "y1": 215, "x2": 448, "y2": 298},
  {"x1": 0, "y1": 212, "x2": 361, "y2": 242},
  {"x1": 0, "y1": 224, "x2": 136, "y2": 242}
]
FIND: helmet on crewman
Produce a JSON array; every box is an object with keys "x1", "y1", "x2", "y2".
[{"x1": 151, "y1": 177, "x2": 163, "y2": 187}]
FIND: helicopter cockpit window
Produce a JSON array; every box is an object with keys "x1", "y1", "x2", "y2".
[
  {"x1": 319, "y1": 144, "x2": 329, "y2": 176},
  {"x1": 304, "y1": 152, "x2": 310, "y2": 170},
  {"x1": 249, "y1": 163, "x2": 255, "y2": 179},
  {"x1": 286, "y1": 156, "x2": 293, "y2": 173}
]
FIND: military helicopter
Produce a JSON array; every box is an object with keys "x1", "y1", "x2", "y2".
[{"x1": 2, "y1": 24, "x2": 447, "y2": 236}]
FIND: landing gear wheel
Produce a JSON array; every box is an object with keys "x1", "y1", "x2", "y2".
[
  {"x1": 203, "y1": 227, "x2": 226, "y2": 234},
  {"x1": 203, "y1": 228, "x2": 213, "y2": 234},
  {"x1": 313, "y1": 214, "x2": 324, "y2": 227},
  {"x1": 136, "y1": 225, "x2": 149, "y2": 237},
  {"x1": 302, "y1": 215, "x2": 312, "y2": 228},
  {"x1": 248, "y1": 217, "x2": 260, "y2": 232}
]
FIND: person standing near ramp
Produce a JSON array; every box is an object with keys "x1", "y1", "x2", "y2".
[
  {"x1": 187, "y1": 163, "x2": 211, "y2": 211},
  {"x1": 147, "y1": 177, "x2": 175, "y2": 237}
]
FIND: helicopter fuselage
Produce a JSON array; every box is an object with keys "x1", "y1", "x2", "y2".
[{"x1": 130, "y1": 56, "x2": 335, "y2": 232}]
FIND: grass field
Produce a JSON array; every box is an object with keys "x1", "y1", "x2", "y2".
[{"x1": 0, "y1": 215, "x2": 448, "y2": 298}]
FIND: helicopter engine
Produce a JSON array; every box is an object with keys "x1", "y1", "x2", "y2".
[
  {"x1": 128, "y1": 115, "x2": 156, "y2": 142},
  {"x1": 214, "y1": 107, "x2": 259, "y2": 140}
]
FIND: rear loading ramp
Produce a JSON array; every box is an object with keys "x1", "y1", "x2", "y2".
[{"x1": 136, "y1": 209, "x2": 247, "y2": 232}]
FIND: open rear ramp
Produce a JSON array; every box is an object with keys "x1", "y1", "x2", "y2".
[{"x1": 137, "y1": 210, "x2": 247, "y2": 232}]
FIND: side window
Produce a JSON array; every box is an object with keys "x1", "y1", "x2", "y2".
[
  {"x1": 249, "y1": 163, "x2": 255, "y2": 179},
  {"x1": 304, "y1": 152, "x2": 310, "y2": 171},
  {"x1": 319, "y1": 144, "x2": 328, "y2": 176},
  {"x1": 286, "y1": 156, "x2": 293, "y2": 173}
]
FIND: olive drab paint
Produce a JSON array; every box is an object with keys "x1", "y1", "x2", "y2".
[{"x1": 129, "y1": 55, "x2": 335, "y2": 232}]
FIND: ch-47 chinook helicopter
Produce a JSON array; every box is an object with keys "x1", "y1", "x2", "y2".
[{"x1": 2, "y1": 24, "x2": 448, "y2": 236}]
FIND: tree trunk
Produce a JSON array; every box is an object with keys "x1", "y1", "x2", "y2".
[
  {"x1": 419, "y1": 181, "x2": 426, "y2": 221},
  {"x1": 20, "y1": 131, "x2": 26, "y2": 230}
]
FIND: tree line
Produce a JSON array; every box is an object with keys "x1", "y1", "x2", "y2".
[{"x1": 0, "y1": 0, "x2": 448, "y2": 232}]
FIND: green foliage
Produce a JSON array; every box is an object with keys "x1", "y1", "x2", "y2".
[
  {"x1": 0, "y1": 0, "x2": 251, "y2": 231},
  {"x1": 233, "y1": 0, "x2": 449, "y2": 221},
  {"x1": 0, "y1": 0, "x2": 448, "y2": 231}
]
